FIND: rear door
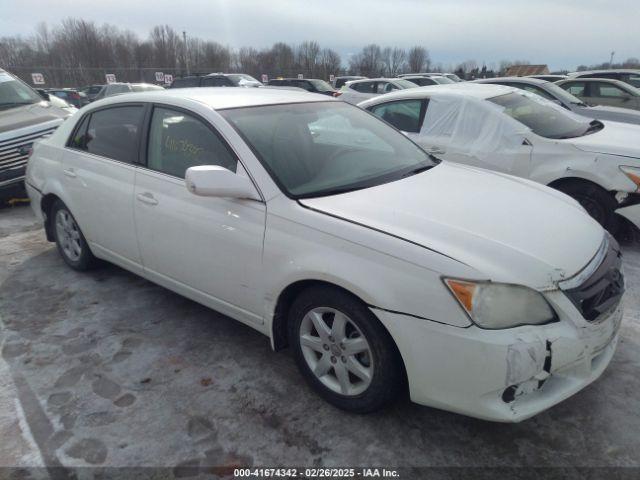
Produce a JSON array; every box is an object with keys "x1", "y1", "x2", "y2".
[
  {"x1": 133, "y1": 104, "x2": 266, "y2": 324},
  {"x1": 62, "y1": 104, "x2": 146, "y2": 273}
]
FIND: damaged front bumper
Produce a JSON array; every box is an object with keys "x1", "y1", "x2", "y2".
[{"x1": 372, "y1": 291, "x2": 623, "y2": 422}]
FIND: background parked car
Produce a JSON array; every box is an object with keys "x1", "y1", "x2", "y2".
[
  {"x1": 45, "y1": 88, "x2": 89, "y2": 108},
  {"x1": 339, "y1": 78, "x2": 418, "y2": 104},
  {"x1": 556, "y1": 78, "x2": 640, "y2": 111},
  {"x1": 267, "y1": 78, "x2": 337, "y2": 96},
  {"x1": 0, "y1": 68, "x2": 70, "y2": 198},
  {"x1": 332, "y1": 75, "x2": 367, "y2": 89},
  {"x1": 359, "y1": 83, "x2": 640, "y2": 233},
  {"x1": 567, "y1": 69, "x2": 640, "y2": 88},
  {"x1": 42, "y1": 93, "x2": 78, "y2": 115},
  {"x1": 80, "y1": 84, "x2": 104, "y2": 102},
  {"x1": 170, "y1": 73, "x2": 262, "y2": 88},
  {"x1": 474, "y1": 76, "x2": 640, "y2": 125},
  {"x1": 93, "y1": 82, "x2": 164, "y2": 101},
  {"x1": 403, "y1": 75, "x2": 454, "y2": 86},
  {"x1": 527, "y1": 74, "x2": 568, "y2": 82},
  {"x1": 399, "y1": 73, "x2": 463, "y2": 82}
]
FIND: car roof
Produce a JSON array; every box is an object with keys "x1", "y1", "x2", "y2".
[
  {"x1": 473, "y1": 76, "x2": 549, "y2": 86},
  {"x1": 358, "y1": 83, "x2": 516, "y2": 105},
  {"x1": 346, "y1": 77, "x2": 402, "y2": 84},
  {"x1": 558, "y1": 77, "x2": 631, "y2": 85},
  {"x1": 90, "y1": 87, "x2": 331, "y2": 110},
  {"x1": 568, "y1": 69, "x2": 640, "y2": 76}
]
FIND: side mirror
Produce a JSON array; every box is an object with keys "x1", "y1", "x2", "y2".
[{"x1": 185, "y1": 165, "x2": 260, "y2": 200}]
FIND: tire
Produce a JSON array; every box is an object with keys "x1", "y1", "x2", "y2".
[
  {"x1": 554, "y1": 181, "x2": 618, "y2": 233},
  {"x1": 51, "y1": 200, "x2": 97, "y2": 271},
  {"x1": 288, "y1": 285, "x2": 404, "y2": 413}
]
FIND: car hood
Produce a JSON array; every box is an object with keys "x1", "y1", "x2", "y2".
[
  {"x1": 300, "y1": 162, "x2": 604, "y2": 290},
  {"x1": 568, "y1": 121, "x2": 640, "y2": 158},
  {"x1": 0, "y1": 102, "x2": 70, "y2": 136},
  {"x1": 574, "y1": 105, "x2": 640, "y2": 126}
]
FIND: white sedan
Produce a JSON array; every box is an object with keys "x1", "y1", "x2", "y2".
[
  {"x1": 26, "y1": 88, "x2": 623, "y2": 422},
  {"x1": 359, "y1": 83, "x2": 640, "y2": 234}
]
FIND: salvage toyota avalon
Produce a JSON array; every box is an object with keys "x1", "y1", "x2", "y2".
[{"x1": 25, "y1": 88, "x2": 624, "y2": 422}]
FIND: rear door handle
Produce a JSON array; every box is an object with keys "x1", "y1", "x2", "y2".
[
  {"x1": 136, "y1": 192, "x2": 158, "y2": 206},
  {"x1": 63, "y1": 168, "x2": 77, "y2": 178}
]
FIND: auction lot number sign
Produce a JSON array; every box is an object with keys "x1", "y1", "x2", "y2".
[
  {"x1": 105, "y1": 73, "x2": 116, "y2": 84},
  {"x1": 31, "y1": 73, "x2": 45, "y2": 85}
]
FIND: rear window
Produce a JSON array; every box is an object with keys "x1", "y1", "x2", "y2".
[{"x1": 79, "y1": 106, "x2": 145, "y2": 163}]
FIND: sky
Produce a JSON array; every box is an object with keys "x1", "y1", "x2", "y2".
[{"x1": 0, "y1": 0, "x2": 638, "y2": 71}]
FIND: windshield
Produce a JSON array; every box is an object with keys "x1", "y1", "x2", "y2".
[
  {"x1": 433, "y1": 76, "x2": 454, "y2": 84},
  {"x1": 488, "y1": 92, "x2": 595, "y2": 139},
  {"x1": 228, "y1": 74, "x2": 262, "y2": 85},
  {"x1": 131, "y1": 84, "x2": 164, "y2": 92},
  {"x1": 0, "y1": 71, "x2": 43, "y2": 109},
  {"x1": 308, "y1": 79, "x2": 334, "y2": 92},
  {"x1": 221, "y1": 102, "x2": 436, "y2": 198},
  {"x1": 545, "y1": 82, "x2": 587, "y2": 106}
]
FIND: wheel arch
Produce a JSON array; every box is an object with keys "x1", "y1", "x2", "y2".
[
  {"x1": 40, "y1": 192, "x2": 63, "y2": 242},
  {"x1": 547, "y1": 175, "x2": 615, "y2": 195}
]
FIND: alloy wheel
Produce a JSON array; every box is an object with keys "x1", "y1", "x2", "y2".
[{"x1": 299, "y1": 307, "x2": 373, "y2": 396}]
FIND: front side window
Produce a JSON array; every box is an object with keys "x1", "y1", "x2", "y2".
[
  {"x1": 488, "y1": 92, "x2": 593, "y2": 139},
  {"x1": 562, "y1": 81, "x2": 587, "y2": 96},
  {"x1": 83, "y1": 106, "x2": 144, "y2": 163},
  {"x1": 370, "y1": 99, "x2": 425, "y2": 133},
  {"x1": 221, "y1": 101, "x2": 436, "y2": 198},
  {"x1": 147, "y1": 107, "x2": 237, "y2": 178}
]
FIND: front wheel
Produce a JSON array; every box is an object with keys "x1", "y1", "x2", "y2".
[
  {"x1": 51, "y1": 200, "x2": 97, "y2": 271},
  {"x1": 288, "y1": 286, "x2": 404, "y2": 413},
  {"x1": 554, "y1": 182, "x2": 618, "y2": 233}
]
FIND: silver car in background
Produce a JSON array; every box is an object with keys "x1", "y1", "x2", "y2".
[
  {"x1": 339, "y1": 78, "x2": 418, "y2": 104},
  {"x1": 474, "y1": 77, "x2": 640, "y2": 125}
]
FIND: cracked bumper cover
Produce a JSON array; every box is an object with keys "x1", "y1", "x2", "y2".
[{"x1": 372, "y1": 289, "x2": 623, "y2": 422}]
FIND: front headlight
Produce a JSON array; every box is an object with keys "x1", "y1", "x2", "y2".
[
  {"x1": 443, "y1": 279, "x2": 557, "y2": 329},
  {"x1": 619, "y1": 166, "x2": 640, "y2": 191}
]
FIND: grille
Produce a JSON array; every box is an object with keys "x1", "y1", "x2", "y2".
[
  {"x1": 0, "y1": 126, "x2": 57, "y2": 185},
  {"x1": 564, "y1": 236, "x2": 624, "y2": 321}
]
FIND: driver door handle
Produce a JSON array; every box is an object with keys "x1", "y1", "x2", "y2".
[
  {"x1": 136, "y1": 192, "x2": 158, "y2": 206},
  {"x1": 63, "y1": 168, "x2": 77, "y2": 178}
]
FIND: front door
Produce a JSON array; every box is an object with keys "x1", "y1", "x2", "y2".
[{"x1": 133, "y1": 105, "x2": 266, "y2": 324}]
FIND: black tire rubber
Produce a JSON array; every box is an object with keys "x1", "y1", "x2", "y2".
[
  {"x1": 288, "y1": 285, "x2": 405, "y2": 413},
  {"x1": 554, "y1": 181, "x2": 619, "y2": 234},
  {"x1": 51, "y1": 200, "x2": 98, "y2": 271}
]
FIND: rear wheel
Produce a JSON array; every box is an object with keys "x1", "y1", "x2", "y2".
[
  {"x1": 288, "y1": 286, "x2": 404, "y2": 413},
  {"x1": 554, "y1": 181, "x2": 618, "y2": 233},
  {"x1": 51, "y1": 200, "x2": 97, "y2": 271}
]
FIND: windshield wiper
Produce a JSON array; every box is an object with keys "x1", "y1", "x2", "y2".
[
  {"x1": 0, "y1": 101, "x2": 35, "y2": 110},
  {"x1": 401, "y1": 164, "x2": 434, "y2": 178}
]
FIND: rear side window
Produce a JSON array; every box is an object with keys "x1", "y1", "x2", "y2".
[
  {"x1": 202, "y1": 77, "x2": 232, "y2": 87},
  {"x1": 593, "y1": 82, "x2": 628, "y2": 98},
  {"x1": 171, "y1": 77, "x2": 200, "y2": 88},
  {"x1": 369, "y1": 99, "x2": 426, "y2": 133},
  {"x1": 80, "y1": 106, "x2": 145, "y2": 163},
  {"x1": 68, "y1": 115, "x2": 91, "y2": 149},
  {"x1": 351, "y1": 81, "x2": 374, "y2": 93},
  {"x1": 147, "y1": 107, "x2": 237, "y2": 178}
]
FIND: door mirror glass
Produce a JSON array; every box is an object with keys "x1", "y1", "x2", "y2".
[{"x1": 185, "y1": 165, "x2": 259, "y2": 199}]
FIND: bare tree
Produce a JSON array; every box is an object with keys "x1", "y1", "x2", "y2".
[{"x1": 407, "y1": 46, "x2": 430, "y2": 73}]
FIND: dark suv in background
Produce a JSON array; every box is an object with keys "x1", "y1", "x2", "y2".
[
  {"x1": 267, "y1": 78, "x2": 338, "y2": 96},
  {"x1": 170, "y1": 73, "x2": 262, "y2": 88}
]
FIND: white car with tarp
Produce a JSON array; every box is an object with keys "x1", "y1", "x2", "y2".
[{"x1": 360, "y1": 83, "x2": 640, "y2": 234}]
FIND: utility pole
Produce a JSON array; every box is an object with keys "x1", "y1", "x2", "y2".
[
  {"x1": 183, "y1": 30, "x2": 190, "y2": 76},
  {"x1": 609, "y1": 51, "x2": 615, "y2": 68}
]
